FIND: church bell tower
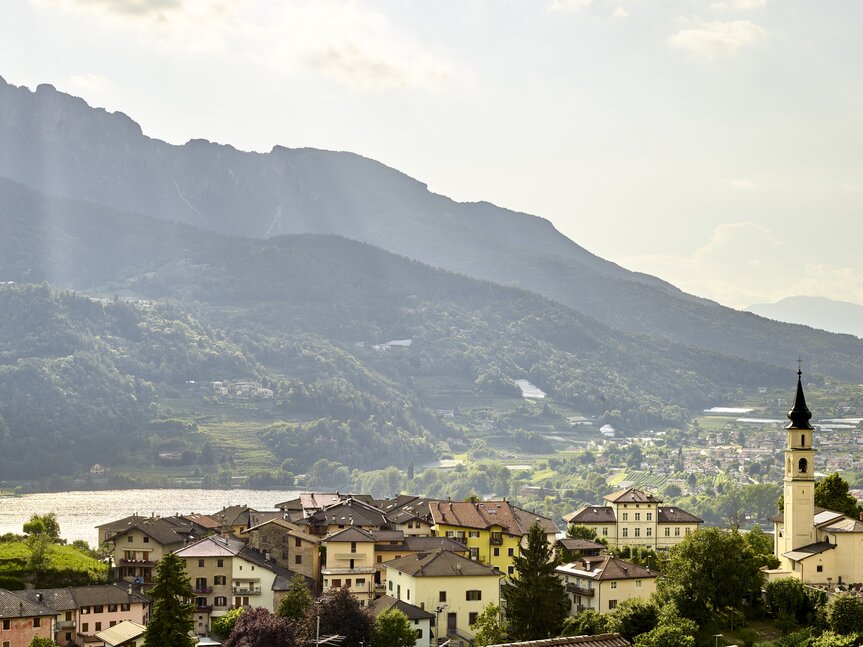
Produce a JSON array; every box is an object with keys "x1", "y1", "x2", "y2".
[{"x1": 783, "y1": 368, "x2": 816, "y2": 553}]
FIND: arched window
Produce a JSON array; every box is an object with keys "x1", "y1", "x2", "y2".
[
  {"x1": 799, "y1": 458, "x2": 808, "y2": 474},
  {"x1": 801, "y1": 434, "x2": 806, "y2": 447}
]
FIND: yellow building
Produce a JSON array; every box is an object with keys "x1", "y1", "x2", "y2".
[
  {"x1": 320, "y1": 527, "x2": 378, "y2": 605},
  {"x1": 556, "y1": 556, "x2": 658, "y2": 614},
  {"x1": 384, "y1": 549, "x2": 502, "y2": 641},
  {"x1": 564, "y1": 488, "x2": 701, "y2": 550},
  {"x1": 767, "y1": 371, "x2": 863, "y2": 585},
  {"x1": 428, "y1": 501, "x2": 558, "y2": 576}
]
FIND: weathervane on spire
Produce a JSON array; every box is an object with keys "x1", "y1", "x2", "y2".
[{"x1": 797, "y1": 357, "x2": 803, "y2": 375}]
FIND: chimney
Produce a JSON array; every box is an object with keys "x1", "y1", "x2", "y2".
[{"x1": 128, "y1": 585, "x2": 133, "y2": 595}]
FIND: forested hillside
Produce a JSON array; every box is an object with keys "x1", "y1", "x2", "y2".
[{"x1": 3, "y1": 78, "x2": 863, "y2": 381}]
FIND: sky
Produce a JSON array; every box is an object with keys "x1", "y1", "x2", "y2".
[{"x1": 2, "y1": 0, "x2": 862, "y2": 309}]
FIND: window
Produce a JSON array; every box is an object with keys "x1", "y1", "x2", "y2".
[
  {"x1": 127, "y1": 536, "x2": 133, "y2": 543},
  {"x1": 469, "y1": 612, "x2": 479, "y2": 625},
  {"x1": 508, "y1": 548, "x2": 514, "y2": 556},
  {"x1": 377, "y1": 555, "x2": 383, "y2": 563},
  {"x1": 295, "y1": 555, "x2": 302, "y2": 565},
  {"x1": 81, "y1": 607, "x2": 90, "y2": 615},
  {"x1": 416, "y1": 630, "x2": 423, "y2": 639},
  {"x1": 622, "y1": 528, "x2": 628, "y2": 538},
  {"x1": 646, "y1": 512, "x2": 653, "y2": 521},
  {"x1": 143, "y1": 536, "x2": 149, "y2": 543},
  {"x1": 120, "y1": 604, "x2": 130, "y2": 612},
  {"x1": 622, "y1": 513, "x2": 628, "y2": 521},
  {"x1": 508, "y1": 566, "x2": 515, "y2": 575},
  {"x1": 675, "y1": 527, "x2": 680, "y2": 537},
  {"x1": 3, "y1": 641, "x2": 9, "y2": 647},
  {"x1": 65, "y1": 634, "x2": 72, "y2": 643},
  {"x1": 646, "y1": 528, "x2": 652, "y2": 537},
  {"x1": 636, "y1": 580, "x2": 642, "y2": 588},
  {"x1": 95, "y1": 622, "x2": 102, "y2": 631},
  {"x1": 110, "y1": 621, "x2": 117, "y2": 627},
  {"x1": 685, "y1": 528, "x2": 691, "y2": 535},
  {"x1": 108, "y1": 604, "x2": 118, "y2": 612},
  {"x1": 439, "y1": 591, "x2": 447, "y2": 602},
  {"x1": 634, "y1": 528, "x2": 640, "y2": 537},
  {"x1": 388, "y1": 581, "x2": 393, "y2": 591},
  {"x1": 82, "y1": 623, "x2": 89, "y2": 633},
  {"x1": 357, "y1": 578, "x2": 366, "y2": 587},
  {"x1": 608, "y1": 600, "x2": 617, "y2": 610},
  {"x1": 215, "y1": 597, "x2": 228, "y2": 607},
  {"x1": 94, "y1": 605, "x2": 104, "y2": 613},
  {"x1": 406, "y1": 589, "x2": 410, "y2": 600},
  {"x1": 296, "y1": 537, "x2": 303, "y2": 547},
  {"x1": 817, "y1": 565, "x2": 824, "y2": 573},
  {"x1": 33, "y1": 618, "x2": 41, "y2": 628},
  {"x1": 635, "y1": 513, "x2": 641, "y2": 521},
  {"x1": 351, "y1": 542, "x2": 357, "y2": 552},
  {"x1": 664, "y1": 527, "x2": 670, "y2": 537},
  {"x1": 610, "y1": 581, "x2": 617, "y2": 589},
  {"x1": 493, "y1": 547, "x2": 500, "y2": 557},
  {"x1": 214, "y1": 576, "x2": 226, "y2": 585},
  {"x1": 470, "y1": 547, "x2": 479, "y2": 560},
  {"x1": 198, "y1": 559, "x2": 205, "y2": 568},
  {"x1": 469, "y1": 531, "x2": 480, "y2": 538},
  {"x1": 217, "y1": 559, "x2": 224, "y2": 568},
  {"x1": 602, "y1": 528, "x2": 608, "y2": 536},
  {"x1": 466, "y1": 590, "x2": 482, "y2": 601}
]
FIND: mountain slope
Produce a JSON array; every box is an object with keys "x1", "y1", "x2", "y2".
[
  {"x1": 1, "y1": 78, "x2": 862, "y2": 382},
  {"x1": 747, "y1": 297, "x2": 863, "y2": 340}
]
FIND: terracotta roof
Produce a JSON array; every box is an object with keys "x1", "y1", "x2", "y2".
[
  {"x1": 564, "y1": 507, "x2": 616, "y2": 524},
  {"x1": 370, "y1": 595, "x2": 435, "y2": 620},
  {"x1": 604, "y1": 488, "x2": 662, "y2": 504},
  {"x1": 657, "y1": 507, "x2": 702, "y2": 524},
  {"x1": 0, "y1": 589, "x2": 56, "y2": 618},
  {"x1": 557, "y1": 556, "x2": 659, "y2": 581},
  {"x1": 488, "y1": 634, "x2": 631, "y2": 647},
  {"x1": 384, "y1": 549, "x2": 501, "y2": 578},
  {"x1": 430, "y1": 501, "x2": 556, "y2": 536}
]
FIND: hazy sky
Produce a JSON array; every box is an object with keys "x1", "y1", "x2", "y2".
[{"x1": 2, "y1": 0, "x2": 862, "y2": 309}]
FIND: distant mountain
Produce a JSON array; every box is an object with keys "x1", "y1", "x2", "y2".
[
  {"x1": 747, "y1": 296, "x2": 863, "y2": 340},
  {"x1": 0, "y1": 178, "x2": 803, "y2": 476},
  {"x1": 2, "y1": 77, "x2": 863, "y2": 383}
]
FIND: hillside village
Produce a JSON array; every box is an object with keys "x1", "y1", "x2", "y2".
[{"x1": 4, "y1": 375, "x2": 863, "y2": 647}]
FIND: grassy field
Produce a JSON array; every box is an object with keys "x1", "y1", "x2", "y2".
[{"x1": 0, "y1": 540, "x2": 107, "y2": 588}]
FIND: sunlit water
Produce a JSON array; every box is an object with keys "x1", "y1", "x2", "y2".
[{"x1": 0, "y1": 488, "x2": 300, "y2": 546}]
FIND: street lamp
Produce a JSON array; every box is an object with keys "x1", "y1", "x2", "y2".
[{"x1": 713, "y1": 634, "x2": 723, "y2": 647}]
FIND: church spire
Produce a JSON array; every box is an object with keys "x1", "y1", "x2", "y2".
[{"x1": 787, "y1": 368, "x2": 814, "y2": 430}]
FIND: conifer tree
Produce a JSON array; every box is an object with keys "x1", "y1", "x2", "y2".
[
  {"x1": 502, "y1": 522, "x2": 569, "y2": 640},
  {"x1": 143, "y1": 553, "x2": 196, "y2": 647}
]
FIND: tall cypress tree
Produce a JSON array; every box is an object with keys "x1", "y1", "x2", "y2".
[
  {"x1": 143, "y1": 552, "x2": 196, "y2": 647},
  {"x1": 503, "y1": 522, "x2": 569, "y2": 640}
]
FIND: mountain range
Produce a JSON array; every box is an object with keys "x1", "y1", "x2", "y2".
[
  {"x1": 1, "y1": 75, "x2": 862, "y2": 478},
  {"x1": 747, "y1": 296, "x2": 863, "y2": 340}
]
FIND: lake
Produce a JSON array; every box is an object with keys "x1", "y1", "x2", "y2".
[{"x1": 0, "y1": 488, "x2": 301, "y2": 547}]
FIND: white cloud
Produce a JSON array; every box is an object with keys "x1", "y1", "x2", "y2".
[
  {"x1": 67, "y1": 73, "x2": 111, "y2": 93},
  {"x1": 670, "y1": 19, "x2": 768, "y2": 58},
  {"x1": 32, "y1": 0, "x2": 454, "y2": 90},
  {"x1": 547, "y1": 0, "x2": 593, "y2": 13},
  {"x1": 724, "y1": 178, "x2": 758, "y2": 190},
  {"x1": 711, "y1": 0, "x2": 768, "y2": 11},
  {"x1": 611, "y1": 7, "x2": 629, "y2": 20}
]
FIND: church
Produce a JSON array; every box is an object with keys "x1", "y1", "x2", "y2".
[{"x1": 766, "y1": 370, "x2": 863, "y2": 585}]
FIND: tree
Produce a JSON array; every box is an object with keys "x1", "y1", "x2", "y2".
[
  {"x1": 277, "y1": 573, "x2": 312, "y2": 622},
  {"x1": 765, "y1": 578, "x2": 807, "y2": 623},
  {"x1": 566, "y1": 524, "x2": 598, "y2": 540},
  {"x1": 307, "y1": 587, "x2": 374, "y2": 647},
  {"x1": 23, "y1": 513, "x2": 61, "y2": 542},
  {"x1": 142, "y1": 553, "x2": 196, "y2": 647},
  {"x1": 656, "y1": 528, "x2": 763, "y2": 625},
  {"x1": 27, "y1": 533, "x2": 52, "y2": 575},
  {"x1": 560, "y1": 610, "x2": 605, "y2": 637},
  {"x1": 372, "y1": 608, "x2": 416, "y2": 647},
  {"x1": 632, "y1": 603, "x2": 697, "y2": 647},
  {"x1": 224, "y1": 608, "x2": 298, "y2": 647},
  {"x1": 470, "y1": 604, "x2": 508, "y2": 647},
  {"x1": 815, "y1": 473, "x2": 860, "y2": 518},
  {"x1": 29, "y1": 638, "x2": 58, "y2": 647},
  {"x1": 212, "y1": 607, "x2": 246, "y2": 639},
  {"x1": 811, "y1": 632, "x2": 859, "y2": 647},
  {"x1": 502, "y1": 522, "x2": 569, "y2": 640},
  {"x1": 826, "y1": 593, "x2": 863, "y2": 636},
  {"x1": 605, "y1": 598, "x2": 659, "y2": 643}
]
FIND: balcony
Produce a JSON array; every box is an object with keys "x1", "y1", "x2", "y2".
[
  {"x1": 333, "y1": 552, "x2": 367, "y2": 561},
  {"x1": 232, "y1": 586, "x2": 262, "y2": 595},
  {"x1": 566, "y1": 583, "x2": 595, "y2": 597},
  {"x1": 490, "y1": 535, "x2": 503, "y2": 546},
  {"x1": 321, "y1": 566, "x2": 376, "y2": 576},
  {"x1": 119, "y1": 558, "x2": 154, "y2": 566},
  {"x1": 55, "y1": 620, "x2": 76, "y2": 630},
  {"x1": 196, "y1": 605, "x2": 213, "y2": 613},
  {"x1": 194, "y1": 586, "x2": 213, "y2": 594}
]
